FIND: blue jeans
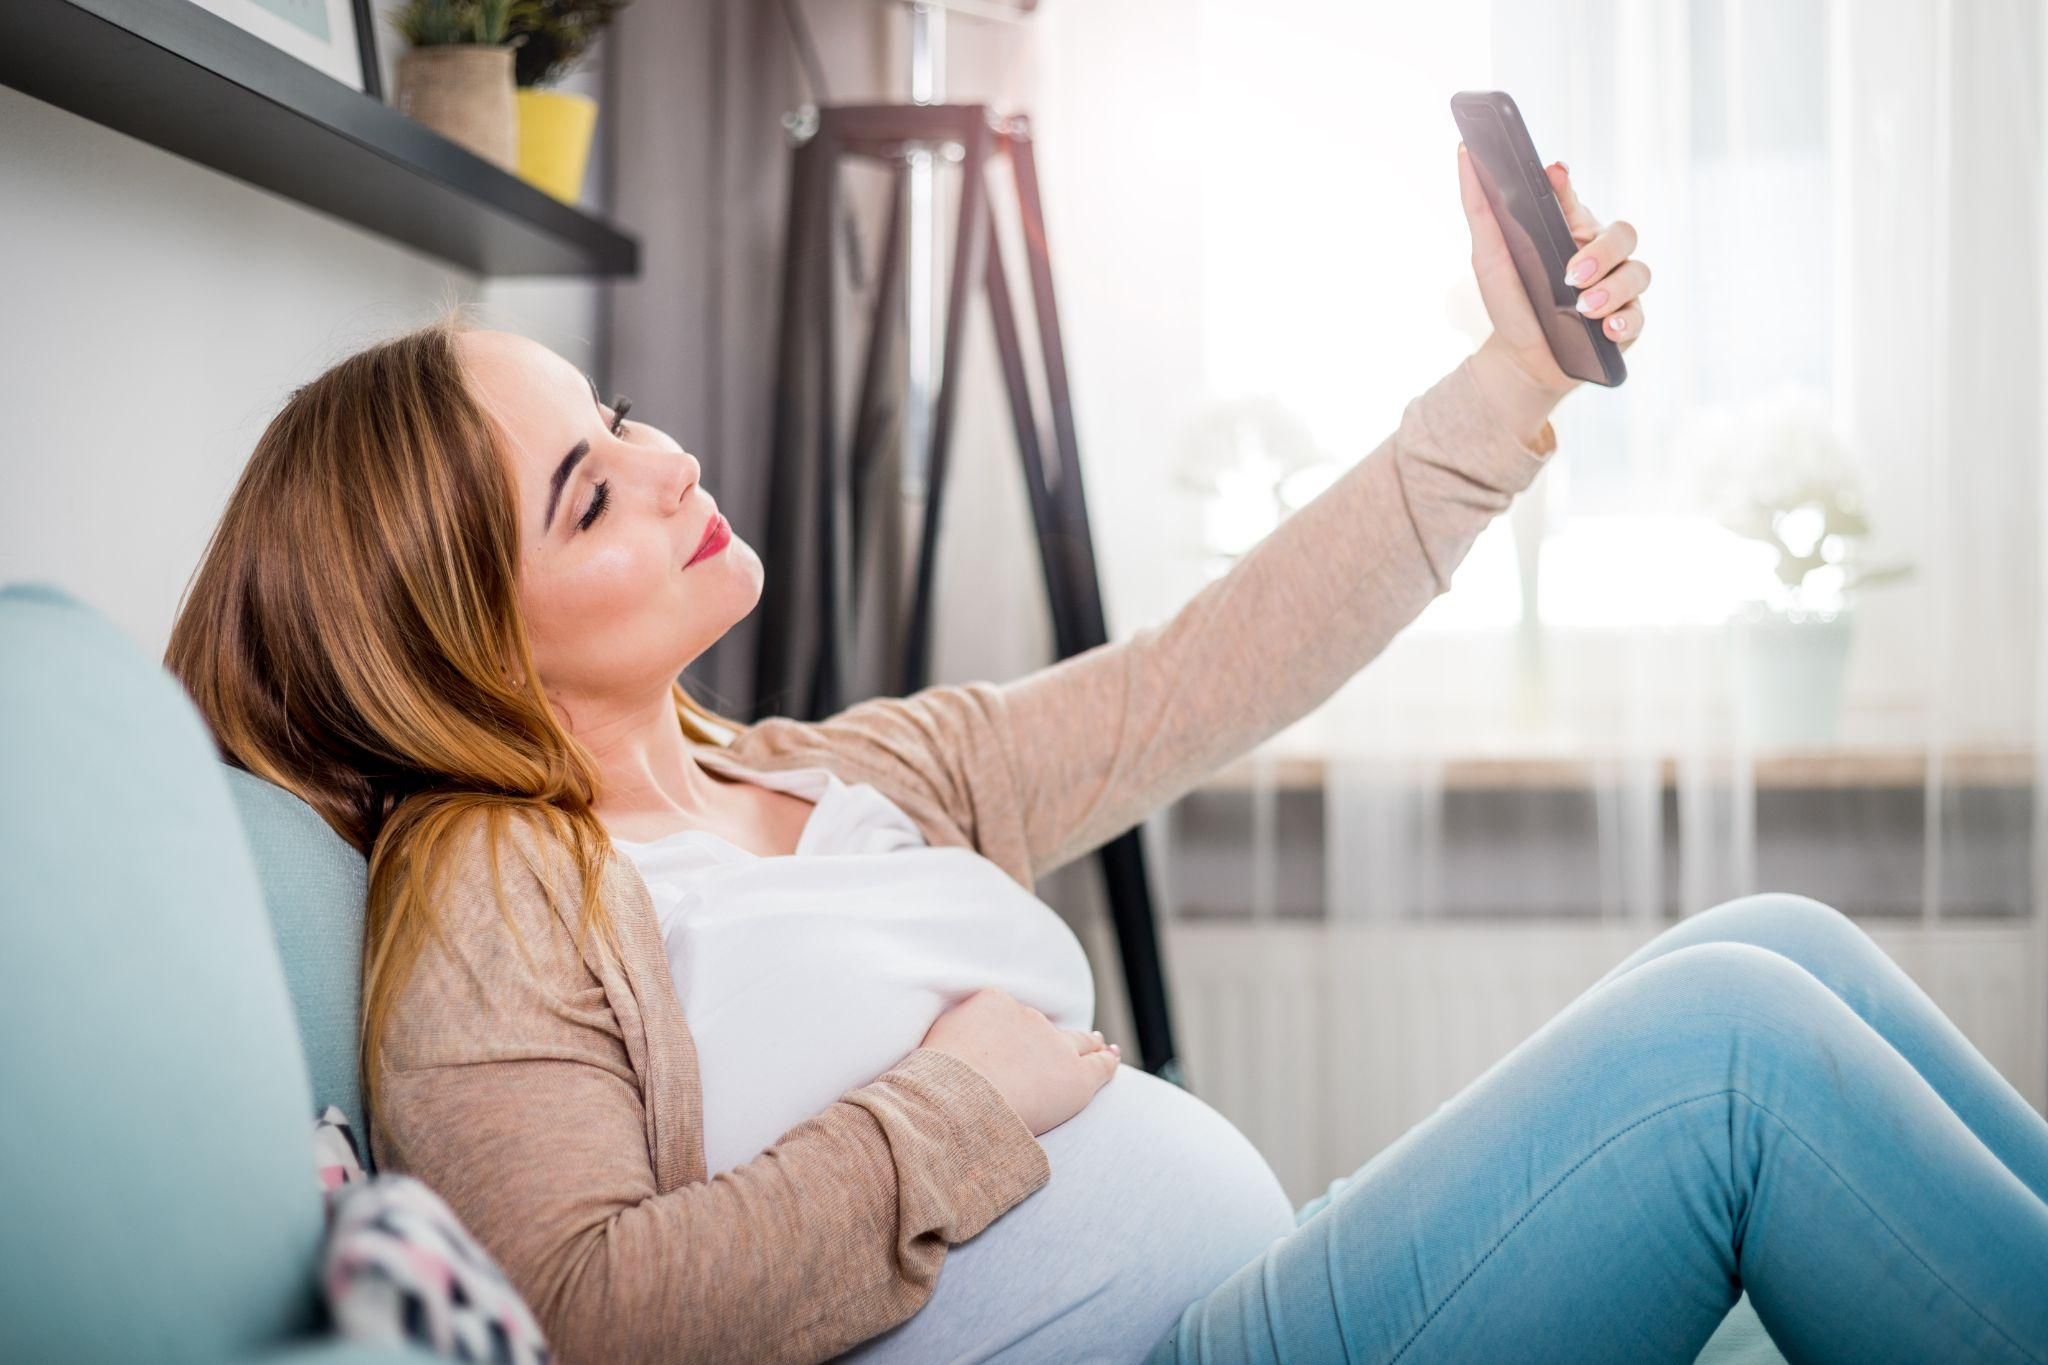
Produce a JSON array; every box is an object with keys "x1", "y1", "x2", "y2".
[{"x1": 1144, "y1": 893, "x2": 2048, "y2": 1363}]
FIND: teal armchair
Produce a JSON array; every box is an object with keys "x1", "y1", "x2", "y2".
[
  {"x1": 0, "y1": 582, "x2": 425, "y2": 1364},
  {"x1": 0, "y1": 581, "x2": 1784, "y2": 1363}
]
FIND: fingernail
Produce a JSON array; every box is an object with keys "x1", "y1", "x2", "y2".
[
  {"x1": 1109, "y1": 1042, "x2": 1122, "y2": 1053},
  {"x1": 1609, "y1": 313, "x2": 1629, "y2": 333},
  {"x1": 1566, "y1": 257, "x2": 1597, "y2": 287},
  {"x1": 1556, "y1": 159, "x2": 1570, "y2": 173},
  {"x1": 1575, "y1": 287, "x2": 1609, "y2": 314}
]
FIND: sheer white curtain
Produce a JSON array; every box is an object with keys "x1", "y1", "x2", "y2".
[
  {"x1": 1030, "y1": 0, "x2": 2045, "y2": 1196},
  {"x1": 1287, "y1": 0, "x2": 2047, "y2": 924}
]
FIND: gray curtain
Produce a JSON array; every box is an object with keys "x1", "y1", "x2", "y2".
[
  {"x1": 603, "y1": 0, "x2": 890, "y2": 717},
  {"x1": 602, "y1": 1, "x2": 1051, "y2": 722}
]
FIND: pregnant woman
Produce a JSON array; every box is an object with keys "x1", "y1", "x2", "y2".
[{"x1": 163, "y1": 147, "x2": 2048, "y2": 1364}]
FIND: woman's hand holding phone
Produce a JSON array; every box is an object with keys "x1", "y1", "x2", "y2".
[{"x1": 1456, "y1": 143, "x2": 1652, "y2": 441}]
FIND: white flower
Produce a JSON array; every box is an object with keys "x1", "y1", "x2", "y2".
[
  {"x1": 1675, "y1": 386, "x2": 1905, "y2": 612},
  {"x1": 1176, "y1": 396, "x2": 1339, "y2": 560}
]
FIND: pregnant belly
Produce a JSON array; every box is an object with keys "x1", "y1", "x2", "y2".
[{"x1": 836, "y1": 1066, "x2": 1298, "y2": 1363}]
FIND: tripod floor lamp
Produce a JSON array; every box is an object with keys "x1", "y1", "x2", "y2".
[{"x1": 753, "y1": 101, "x2": 1185, "y2": 1087}]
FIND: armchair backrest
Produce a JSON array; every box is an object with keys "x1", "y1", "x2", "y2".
[{"x1": 0, "y1": 582, "x2": 328, "y2": 1361}]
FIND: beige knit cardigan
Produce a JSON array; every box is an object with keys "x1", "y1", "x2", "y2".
[{"x1": 368, "y1": 356, "x2": 1556, "y2": 1365}]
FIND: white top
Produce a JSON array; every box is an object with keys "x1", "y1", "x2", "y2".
[{"x1": 612, "y1": 750, "x2": 1296, "y2": 1360}]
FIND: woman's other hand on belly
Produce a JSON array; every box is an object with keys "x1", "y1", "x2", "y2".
[{"x1": 918, "y1": 987, "x2": 1123, "y2": 1136}]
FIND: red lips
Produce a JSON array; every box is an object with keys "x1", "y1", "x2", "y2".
[{"x1": 685, "y1": 513, "x2": 730, "y2": 567}]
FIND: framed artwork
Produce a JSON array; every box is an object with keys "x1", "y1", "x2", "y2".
[{"x1": 182, "y1": 0, "x2": 382, "y2": 98}]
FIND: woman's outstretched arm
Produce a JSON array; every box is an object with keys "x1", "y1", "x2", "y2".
[
  {"x1": 730, "y1": 157, "x2": 1646, "y2": 889},
  {"x1": 988, "y1": 342, "x2": 1560, "y2": 883},
  {"x1": 982, "y1": 153, "x2": 1651, "y2": 883}
]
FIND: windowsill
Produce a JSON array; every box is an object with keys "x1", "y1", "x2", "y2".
[{"x1": 1201, "y1": 744, "x2": 2039, "y2": 793}]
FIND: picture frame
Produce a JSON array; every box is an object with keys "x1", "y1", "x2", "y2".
[{"x1": 182, "y1": 0, "x2": 382, "y2": 99}]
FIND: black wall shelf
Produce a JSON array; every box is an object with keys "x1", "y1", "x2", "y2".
[{"x1": 0, "y1": 0, "x2": 639, "y2": 278}]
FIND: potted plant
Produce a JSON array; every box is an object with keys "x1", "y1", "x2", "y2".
[
  {"x1": 1683, "y1": 387, "x2": 1911, "y2": 746},
  {"x1": 388, "y1": 0, "x2": 522, "y2": 171},
  {"x1": 504, "y1": 0, "x2": 634, "y2": 204}
]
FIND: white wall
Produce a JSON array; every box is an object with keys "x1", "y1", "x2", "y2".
[{"x1": 0, "y1": 68, "x2": 607, "y2": 660}]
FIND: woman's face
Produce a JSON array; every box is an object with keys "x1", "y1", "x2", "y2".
[{"x1": 457, "y1": 330, "x2": 763, "y2": 713}]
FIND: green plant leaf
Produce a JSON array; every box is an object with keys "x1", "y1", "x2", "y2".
[{"x1": 501, "y1": 0, "x2": 635, "y2": 86}]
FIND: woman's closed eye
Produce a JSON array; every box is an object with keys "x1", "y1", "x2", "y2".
[
  {"x1": 578, "y1": 479, "x2": 611, "y2": 531},
  {"x1": 574, "y1": 396, "x2": 631, "y2": 531}
]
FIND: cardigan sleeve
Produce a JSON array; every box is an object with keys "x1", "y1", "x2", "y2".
[
  {"x1": 989, "y1": 354, "x2": 1555, "y2": 881},
  {"x1": 781, "y1": 354, "x2": 1555, "y2": 886},
  {"x1": 368, "y1": 814, "x2": 1051, "y2": 1365}
]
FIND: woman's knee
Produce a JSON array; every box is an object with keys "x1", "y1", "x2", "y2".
[
  {"x1": 1690, "y1": 891, "x2": 1873, "y2": 967},
  {"x1": 1699, "y1": 889, "x2": 1846, "y2": 931},
  {"x1": 1605, "y1": 940, "x2": 1839, "y2": 1047},
  {"x1": 1596, "y1": 892, "x2": 1870, "y2": 995},
  {"x1": 1583, "y1": 944, "x2": 1880, "y2": 1157}
]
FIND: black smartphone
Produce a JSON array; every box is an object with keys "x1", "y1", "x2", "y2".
[{"x1": 1450, "y1": 90, "x2": 1625, "y2": 387}]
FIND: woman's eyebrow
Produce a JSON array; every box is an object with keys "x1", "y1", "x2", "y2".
[{"x1": 544, "y1": 439, "x2": 590, "y2": 532}]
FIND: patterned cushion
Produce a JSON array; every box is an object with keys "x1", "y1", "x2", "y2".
[
  {"x1": 315, "y1": 1105, "x2": 368, "y2": 1193},
  {"x1": 312, "y1": 1109, "x2": 551, "y2": 1363}
]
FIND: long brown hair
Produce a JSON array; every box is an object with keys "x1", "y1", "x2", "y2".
[{"x1": 164, "y1": 306, "x2": 748, "y2": 1117}]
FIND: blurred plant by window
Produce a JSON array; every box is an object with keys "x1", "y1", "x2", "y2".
[
  {"x1": 1679, "y1": 386, "x2": 1911, "y2": 619},
  {"x1": 1175, "y1": 397, "x2": 1342, "y2": 577}
]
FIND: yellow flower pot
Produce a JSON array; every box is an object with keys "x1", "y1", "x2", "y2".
[{"x1": 515, "y1": 88, "x2": 599, "y2": 204}]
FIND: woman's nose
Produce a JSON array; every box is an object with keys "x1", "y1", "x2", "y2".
[{"x1": 645, "y1": 449, "x2": 698, "y2": 510}]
